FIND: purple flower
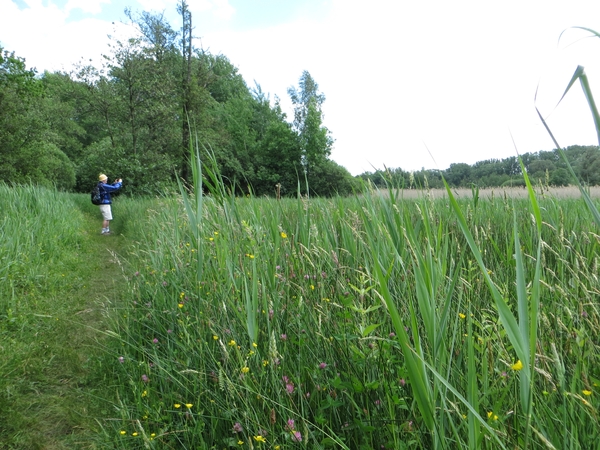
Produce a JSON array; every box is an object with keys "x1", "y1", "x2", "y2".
[
  {"x1": 374, "y1": 399, "x2": 381, "y2": 406},
  {"x1": 280, "y1": 334, "x2": 287, "y2": 341},
  {"x1": 162, "y1": 281, "x2": 168, "y2": 286},
  {"x1": 319, "y1": 362, "x2": 327, "y2": 369},
  {"x1": 232, "y1": 422, "x2": 243, "y2": 433},
  {"x1": 292, "y1": 431, "x2": 302, "y2": 442},
  {"x1": 276, "y1": 265, "x2": 281, "y2": 270},
  {"x1": 134, "y1": 271, "x2": 140, "y2": 277},
  {"x1": 286, "y1": 383, "x2": 295, "y2": 394},
  {"x1": 141, "y1": 374, "x2": 149, "y2": 383},
  {"x1": 399, "y1": 378, "x2": 406, "y2": 387},
  {"x1": 167, "y1": 329, "x2": 173, "y2": 334},
  {"x1": 286, "y1": 419, "x2": 295, "y2": 430},
  {"x1": 389, "y1": 332, "x2": 396, "y2": 338},
  {"x1": 118, "y1": 356, "x2": 124, "y2": 363},
  {"x1": 152, "y1": 338, "x2": 159, "y2": 344}
]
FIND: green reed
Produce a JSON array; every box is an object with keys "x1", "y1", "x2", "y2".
[{"x1": 103, "y1": 162, "x2": 599, "y2": 449}]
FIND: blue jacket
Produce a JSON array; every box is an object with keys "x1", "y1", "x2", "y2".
[{"x1": 98, "y1": 181, "x2": 122, "y2": 204}]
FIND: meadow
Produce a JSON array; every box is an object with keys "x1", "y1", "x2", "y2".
[{"x1": 1, "y1": 178, "x2": 599, "y2": 449}]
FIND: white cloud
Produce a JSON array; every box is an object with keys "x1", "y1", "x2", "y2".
[{"x1": 65, "y1": 0, "x2": 110, "y2": 15}]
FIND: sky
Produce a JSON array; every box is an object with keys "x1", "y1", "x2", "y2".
[{"x1": 3, "y1": 0, "x2": 600, "y2": 175}]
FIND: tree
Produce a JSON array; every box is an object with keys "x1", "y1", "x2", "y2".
[{"x1": 287, "y1": 71, "x2": 333, "y2": 194}]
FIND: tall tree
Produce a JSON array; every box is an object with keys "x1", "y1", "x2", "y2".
[
  {"x1": 178, "y1": 0, "x2": 193, "y2": 180},
  {"x1": 287, "y1": 71, "x2": 333, "y2": 194}
]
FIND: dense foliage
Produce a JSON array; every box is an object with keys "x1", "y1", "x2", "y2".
[{"x1": 0, "y1": 4, "x2": 356, "y2": 197}]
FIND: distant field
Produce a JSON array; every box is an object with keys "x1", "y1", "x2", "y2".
[{"x1": 374, "y1": 185, "x2": 600, "y2": 199}]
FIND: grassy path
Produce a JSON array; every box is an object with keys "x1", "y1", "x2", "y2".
[{"x1": 0, "y1": 197, "x2": 128, "y2": 449}]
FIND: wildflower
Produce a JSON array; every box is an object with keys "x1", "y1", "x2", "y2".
[
  {"x1": 185, "y1": 403, "x2": 193, "y2": 408},
  {"x1": 280, "y1": 334, "x2": 287, "y2": 341},
  {"x1": 263, "y1": 360, "x2": 268, "y2": 367},
  {"x1": 583, "y1": 390, "x2": 592, "y2": 396},
  {"x1": 141, "y1": 390, "x2": 147, "y2": 397},
  {"x1": 228, "y1": 340, "x2": 236, "y2": 346},
  {"x1": 241, "y1": 366, "x2": 250, "y2": 374},
  {"x1": 487, "y1": 411, "x2": 498, "y2": 420},
  {"x1": 141, "y1": 374, "x2": 149, "y2": 383},
  {"x1": 319, "y1": 362, "x2": 327, "y2": 369},
  {"x1": 292, "y1": 431, "x2": 302, "y2": 442},
  {"x1": 286, "y1": 383, "x2": 295, "y2": 394},
  {"x1": 238, "y1": 440, "x2": 244, "y2": 445},
  {"x1": 252, "y1": 342, "x2": 258, "y2": 348},
  {"x1": 280, "y1": 232, "x2": 287, "y2": 238},
  {"x1": 286, "y1": 419, "x2": 295, "y2": 430},
  {"x1": 389, "y1": 332, "x2": 396, "y2": 338},
  {"x1": 167, "y1": 329, "x2": 172, "y2": 333},
  {"x1": 174, "y1": 403, "x2": 181, "y2": 408},
  {"x1": 162, "y1": 281, "x2": 167, "y2": 286},
  {"x1": 152, "y1": 338, "x2": 159, "y2": 344},
  {"x1": 233, "y1": 422, "x2": 243, "y2": 433},
  {"x1": 150, "y1": 433, "x2": 156, "y2": 438},
  {"x1": 178, "y1": 303, "x2": 184, "y2": 308},
  {"x1": 132, "y1": 432, "x2": 138, "y2": 436},
  {"x1": 120, "y1": 430, "x2": 126, "y2": 435},
  {"x1": 213, "y1": 335, "x2": 218, "y2": 340},
  {"x1": 180, "y1": 292, "x2": 185, "y2": 299},
  {"x1": 310, "y1": 284, "x2": 315, "y2": 290},
  {"x1": 458, "y1": 313, "x2": 466, "y2": 319},
  {"x1": 399, "y1": 378, "x2": 406, "y2": 386},
  {"x1": 511, "y1": 360, "x2": 523, "y2": 371},
  {"x1": 118, "y1": 356, "x2": 124, "y2": 363},
  {"x1": 253, "y1": 435, "x2": 266, "y2": 443}
]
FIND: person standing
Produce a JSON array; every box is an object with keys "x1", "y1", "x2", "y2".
[{"x1": 97, "y1": 174, "x2": 122, "y2": 235}]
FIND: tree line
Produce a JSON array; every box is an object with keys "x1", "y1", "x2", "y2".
[
  {"x1": 359, "y1": 145, "x2": 600, "y2": 189},
  {"x1": 0, "y1": 3, "x2": 357, "y2": 197}
]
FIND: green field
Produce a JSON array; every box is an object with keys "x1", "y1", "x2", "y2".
[{"x1": 1, "y1": 181, "x2": 598, "y2": 449}]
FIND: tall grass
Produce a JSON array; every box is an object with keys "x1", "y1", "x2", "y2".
[{"x1": 100, "y1": 159, "x2": 599, "y2": 449}]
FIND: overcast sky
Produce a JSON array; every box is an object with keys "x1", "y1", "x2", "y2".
[{"x1": 3, "y1": 0, "x2": 600, "y2": 175}]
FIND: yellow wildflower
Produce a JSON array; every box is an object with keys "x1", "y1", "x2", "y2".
[
  {"x1": 132, "y1": 432, "x2": 138, "y2": 436},
  {"x1": 511, "y1": 360, "x2": 523, "y2": 371},
  {"x1": 228, "y1": 340, "x2": 236, "y2": 347},
  {"x1": 238, "y1": 440, "x2": 244, "y2": 445},
  {"x1": 174, "y1": 403, "x2": 181, "y2": 408},
  {"x1": 213, "y1": 335, "x2": 219, "y2": 340},
  {"x1": 186, "y1": 403, "x2": 193, "y2": 408},
  {"x1": 120, "y1": 430, "x2": 126, "y2": 435},
  {"x1": 241, "y1": 366, "x2": 250, "y2": 374},
  {"x1": 583, "y1": 390, "x2": 592, "y2": 396},
  {"x1": 280, "y1": 232, "x2": 287, "y2": 238},
  {"x1": 252, "y1": 342, "x2": 258, "y2": 348},
  {"x1": 458, "y1": 313, "x2": 466, "y2": 319},
  {"x1": 253, "y1": 435, "x2": 267, "y2": 443}
]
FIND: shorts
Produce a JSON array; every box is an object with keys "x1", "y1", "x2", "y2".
[{"x1": 99, "y1": 204, "x2": 113, "y2": 221}]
